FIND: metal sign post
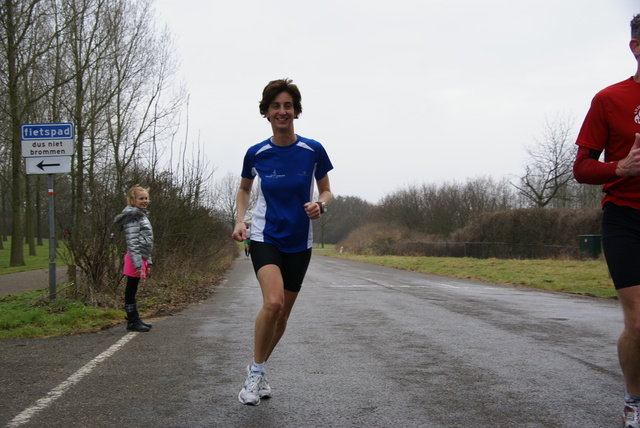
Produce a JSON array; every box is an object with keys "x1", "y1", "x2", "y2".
[
  {"x1": 47, "y1": 175, "x2": 56, "y2": 299},
  {"x1": 21, "y1": 123, "x2": 74, "y2": 300}
]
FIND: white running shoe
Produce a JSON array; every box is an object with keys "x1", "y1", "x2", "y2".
[
  {"x1": 246, "y1": 365, "x2": 272, "y2": 398},
  {"x1": 238, "y1": 371, "x2": 263, "y2": 405},
  {"x1": 623, "y1": 402, "x2": 640, "y2": 428}
]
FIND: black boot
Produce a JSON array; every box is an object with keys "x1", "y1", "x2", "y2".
[
  {"x1": 127, "y1": 318, "x2": 150, "y2": 332},
  {"x1": 124, "y1": 303, "x2": 152, "y2": 329},
  {"x1": 126, "y1": 311, "x2": 150, "y2": 332}
]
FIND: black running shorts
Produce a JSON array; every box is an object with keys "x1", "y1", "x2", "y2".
[
  {"x1": 249, "y1": 241, "x2": 312, "y2": 293},
  {"x1": 602, "y1": 202, "x2": 640, "y2": 290}
]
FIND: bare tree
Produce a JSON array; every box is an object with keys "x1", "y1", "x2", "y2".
[
  {"x1": 0, "y1": 0, "x2": 66, "y2": 266},
  {"x1": 59, "y1": 0, "x2": 186, "y2": 297},
  {"x1": 0, "y1": 0, "x2": 235, "y2": 305},
  {"x1": 571, "y1": 181, "x2": 602, "y2": 208},
  {"x1": 59, "y1": 0, "x2": 112, "y2": 232},
  {"x1": 379, "y1": 185, "x2": 428, "y2": 231},
  {"x1": 377, "y1": 176, "x2": 516, "y2": 237},
  {"x1": 513, "y1": 114, "x2": 577, "y2": 208},
  {"x1": 102, "y1": 0, "x2": 184, "y2": 190},
  {"x1": 212, "y1": 171, "x2": 258, "y2": 230},
  {"x1": 312, "y1": 195, "x2": 373, "y2": 245},
  {"x1": 314, "y1": 201, "x2": 332, "y2": 248}
]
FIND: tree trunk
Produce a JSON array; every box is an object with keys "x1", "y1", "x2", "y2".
[
  {"x1": 6, "y1": 0, "x2": 25, "y2": 266},
  {"x1": 25, "y1": 177, "x2": 36, "y2": 256}
]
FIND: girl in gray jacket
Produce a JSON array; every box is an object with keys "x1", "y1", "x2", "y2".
[{"x1": 114, "y1": 185, "x2": 154, "y2": 332}]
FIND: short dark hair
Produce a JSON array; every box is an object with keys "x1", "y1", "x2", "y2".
[
  {"x1": 631, "y1": 14, "x2": 640, "y2": 40},
  {"x1": 259, "y1": 78, "x2": 302, "y2": 118}
]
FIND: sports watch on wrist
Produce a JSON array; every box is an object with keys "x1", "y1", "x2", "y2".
[{"x1": 317, "y1": 201, "x2": 326, "y2": 214}]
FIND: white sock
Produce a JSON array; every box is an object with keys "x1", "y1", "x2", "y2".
[
  {"x1": 251, "y1": 361, "x2": 265, "y2": 374},
  {"x1": 626, "y1": 393, "x2": 640, "y2": 404}
]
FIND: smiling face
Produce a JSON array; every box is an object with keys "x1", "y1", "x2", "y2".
[
  {"x1": 266, "y1": 91, "x2": 296, "y2": 131},
  {"x1": 133, "y1": 190, "x2": 150, "y2": 210}
]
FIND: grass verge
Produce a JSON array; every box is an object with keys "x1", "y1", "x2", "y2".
[
  {"x1": 0, "y1": 289, "x2": 123, "y2": 339},
  {"x1": 0, "y1": 252, "x2": 235, "y2": 339},
  {"x1": 323, "y1": 253, "x2": 617, "y2": 299}
]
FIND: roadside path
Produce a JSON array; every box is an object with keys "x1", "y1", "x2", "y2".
[{"x1": 0, "y1": 267, "x2": 68, "y2": 297}]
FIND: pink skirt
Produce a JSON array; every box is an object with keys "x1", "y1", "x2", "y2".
[{"x1": 123, "y1": 253, "x2": 148, "y2": 278}]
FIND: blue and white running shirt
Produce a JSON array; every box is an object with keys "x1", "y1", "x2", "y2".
[{"x1": 241, "y1": 135, "x2": 333, "y2": 253}]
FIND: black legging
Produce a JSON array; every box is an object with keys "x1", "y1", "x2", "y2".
[{"x1": 124, "y1": 275, "x2": 140, "y2": 305}]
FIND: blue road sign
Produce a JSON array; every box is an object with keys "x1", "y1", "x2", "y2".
[
  {"x1": 21, "y1": 123, "x2": 74, "y2": 140},
  {"x1": 20, "y1": 123, "x2": 75, "y2": 157}
]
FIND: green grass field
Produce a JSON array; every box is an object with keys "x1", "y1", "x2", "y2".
[
  {"x1": 0, "y1": 238, "x2": 67, "y2": 274},
  {"x1": 324, "y1": 253, "x2": 616, "y2": 299}
]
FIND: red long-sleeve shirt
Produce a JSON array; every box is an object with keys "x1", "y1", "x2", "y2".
[
  {"x1": 573, "y1": 146, "x2": 619, "y2": 185},
  {"x1": 573, "y1": 77, "x2": 640, "y2": 209}
]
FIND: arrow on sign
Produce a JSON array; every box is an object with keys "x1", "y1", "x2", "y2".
[
  {"x1": 25, "y1": 156, "x2": 71, "y2": 175},
  {"x1": 37, "y1": 160, "x2": 61, "y2": 170}
]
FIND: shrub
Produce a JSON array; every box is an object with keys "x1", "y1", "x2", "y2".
[
  {"x1": 337, "y1": 208, "x2": 602, "y2": 259},
  {"x1": 450, "y1": 208, "x2": 601, "y2": 246},
  {"x1": 62, "y1": 168, "x2": 237, "y2": 307}
]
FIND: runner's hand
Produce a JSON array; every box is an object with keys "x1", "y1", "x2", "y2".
[{"x1": 617, "y1": 133, "x2": 640, "y2": 176}]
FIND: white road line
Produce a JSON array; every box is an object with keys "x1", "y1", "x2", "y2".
[
  {"x1": 7, "y1": 332, "x2": 137, "y2": 427},
  {"x1": 437, "y1": 283, "x2": 462, "y2": 288}
]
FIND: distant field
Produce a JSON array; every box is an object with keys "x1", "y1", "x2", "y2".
[
  {"x1": 0, "y1": 238, "x2": 67, "y2": 275},
  {"x1": 322, "y1": 252, "x2": 616, "y2": 299}
]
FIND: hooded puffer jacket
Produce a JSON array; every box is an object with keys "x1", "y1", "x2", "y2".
[{"x1": 114, "y1": 205, "x2": 154, "y2": 270}]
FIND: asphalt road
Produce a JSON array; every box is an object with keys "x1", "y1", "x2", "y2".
[{"x1": 0, "y1": 255, "x2": 625, "y2": 427}]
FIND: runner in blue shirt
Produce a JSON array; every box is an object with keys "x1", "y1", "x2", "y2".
[{"x1": 232, "y1": 78, "x2": 333, "y2": 405}]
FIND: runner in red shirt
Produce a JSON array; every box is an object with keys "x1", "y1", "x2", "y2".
[{"x1": 573, "y1": 14, "x2": 640, "y2": 428}]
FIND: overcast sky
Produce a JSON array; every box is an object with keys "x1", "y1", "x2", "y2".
[{"x1": 153, "y1": 0, "x2": 638, "y2": 203}]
